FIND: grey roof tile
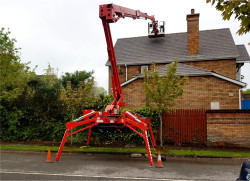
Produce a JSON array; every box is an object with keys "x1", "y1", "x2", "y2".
[
  {"x1": 157, "y1": 63, "x2": 211, "y2": 76},
  {"x1": 236, "y1": 45, "x2": 250, "y2": 62},
  {"x1": 106, "y1": 28, "x2": 250, "y2": 66},
  {"x1": 136, "y1": 63, "x2": 211, "y2": 77}
]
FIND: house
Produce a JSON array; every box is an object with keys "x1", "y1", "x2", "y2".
[{"x1": 106, "y1": 9, "x2": 250, "y2": 110}]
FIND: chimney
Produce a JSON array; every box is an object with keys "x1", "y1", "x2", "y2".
[{"x1": 186, "y1": 9, "x2": 200, "y2": 54}]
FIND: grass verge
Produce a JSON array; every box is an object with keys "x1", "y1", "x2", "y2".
[{"x1": 1, "y1": 144, "x2": 250, "y2": 158}]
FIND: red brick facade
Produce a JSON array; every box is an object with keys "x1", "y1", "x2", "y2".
[
  {"x1": 173, "y1": 76, "x2": 240, "y2": 110},
  {"x1": 121, "y1": 76, "x2": 240, "y2": 110},
  {"x1": 108, "y1": 59, "x2": 240, "y2": 110},
  {"x1": 184, "y1": 59, "x2": 236, "y2": 79}
]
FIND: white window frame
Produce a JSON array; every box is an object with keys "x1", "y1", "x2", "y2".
[{"x1": 141, "y1": 65, "x2": 148, "y2": 74}]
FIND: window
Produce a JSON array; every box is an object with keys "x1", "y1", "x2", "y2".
[{"x1": 141, "y1": 65, "x2": 148, "y2": 74}]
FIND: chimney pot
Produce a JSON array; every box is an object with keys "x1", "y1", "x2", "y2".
[{"x1": 191, "y1": 9, "x2": 195, "y2": 14}]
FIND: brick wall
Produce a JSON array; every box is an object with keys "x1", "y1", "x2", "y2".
[
  {"x1": 108, "y1": 64, "x2": 165, "y2": 94},
  {"x1": 121, "y1": 76, "x2": 240, "y2": 110},
  {"x1": 109, "y1": 65, "x2": 141, "y2": 94},
  {"x1": 207, "y1": 110, "x2": 250, "y2": 148},
  {"x1": 184, "y1": 59, "x2": 236, "y2": 79},
  {"x1": 173, "y1": 76, "x2": 240, "y2": 110},
  {"x1": 122, "y1": 78, "x2": 146, "y2": 109},
  {"x1": 108, "y1": 59, "x2": 238, "y2": 110},
  {"x1": 108, "y1": 59, "x2": 236, "y2": 94}
]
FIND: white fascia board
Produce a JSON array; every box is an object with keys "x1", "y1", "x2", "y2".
[
  {"x1": 211, "y1": 72, "x2": 247, "y2": 87},
  {"x1": 237, "y1": 60, "x2": 250, "y2": 63},
  {"x1": 121, "y1": 77, "x2": 137, "y2": 87}
]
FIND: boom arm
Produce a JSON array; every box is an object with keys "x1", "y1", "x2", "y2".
[
  {"x1": 99, "y1": 4, "x2": 156, "y2": 23},
  {"x1": 55, "y1": 4, "x2": 158, "y2": 166},
  {"x1": 100, "y1": 4, "x2": 162, "y2": 111}
]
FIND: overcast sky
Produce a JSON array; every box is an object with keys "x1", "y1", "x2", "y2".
[{"x1": 1, "y1": 0, "x2": 249, "y2": 90}]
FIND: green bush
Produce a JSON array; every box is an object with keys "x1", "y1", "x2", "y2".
[
  {"x1": 84, "y1": 106, "x2": 159, "y2": 145},
  {"x1": 0, "y1": 28, "x2": 159, "y2": 144}
]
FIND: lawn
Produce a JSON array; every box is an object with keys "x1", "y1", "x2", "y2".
[{"x1": 1, "y1": 144, "x2": 250, "y2": 158}]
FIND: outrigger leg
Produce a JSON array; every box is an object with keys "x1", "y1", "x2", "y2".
[
  {"x1": 143, "y1": 130, "x2": 154, "y2": 166},
  {"x1": 56, "y1": 110, "x2": 156, "y2": 166},
  {"x1": 87, "y1": 128, "x2": 92, "y2": 145},
  {"x1": 55, "y1": 130, "x2": 69, "y2": 161}
]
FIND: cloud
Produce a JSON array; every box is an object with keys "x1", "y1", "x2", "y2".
[{"x1": 1, "y1": 0, "x2": 249, "y2": 90}]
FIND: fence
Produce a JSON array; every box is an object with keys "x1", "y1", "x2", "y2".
[
  {"x1": 162, "y1": 109, "x2": 206, "y2": 143},
  {"x1": 242, "y1": 100, "x2": 250, "y2": 110}
]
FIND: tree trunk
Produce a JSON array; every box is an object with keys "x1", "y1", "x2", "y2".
[{"x1": 159, "y1": 113, "x2": 163, "y2": 148}]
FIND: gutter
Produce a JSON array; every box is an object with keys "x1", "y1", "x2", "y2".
[
  {"x1": 125, "y1": 64, "x2": 128, "y2": 81},
  {"x1": 239, "y1": 89, "x2": 242, "y2": 109},
  {"x1": 105, "y1": 56, "x2": 239, "y2": 66}
]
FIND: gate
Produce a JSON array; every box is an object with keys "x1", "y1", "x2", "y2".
[{"x1": 162, "y1": 109, "x2": 206, "y2": 143}]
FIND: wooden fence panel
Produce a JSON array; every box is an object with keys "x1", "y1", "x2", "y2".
[{"x1": 162, "y1": 109, "x2": 206, "y2": 143}]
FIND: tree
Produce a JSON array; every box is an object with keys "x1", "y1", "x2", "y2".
[
  {"x1": 60, "y1": 79, "x2": 95, "y2": 144},
  {"x1": 20, "y1": 64, "x2": 64, "y2": 141},
  {"x1": 93, "y1": 93, "x2": 113, "y2": 111},
  {"x1": 41, "y1": 64, "x2": 58, "y2": 87},
  {"x1": 0, "y1": 28, "x2": 35, "y2": 106},
  {"x1": 60, "y1": 79, "x2": 95, "y2": 119},
  {"x1": 61, "y1": 70, "x2": 94, "y2": 89},
  {"x1": 207, "y1": 0, "x2": 250, "y2": 35},
  {"x1": 143, "y1": 60, "x2": 188, "y2": 147},
  {"x1": 243, "y1": 89, "x2": 250, "y2": 94},
  {"x1": 92, "y1": 86, "x2": 107, "y2": 97},
  {"x1": 0, "y1": 28, "x2": 35, "y2": 140}
]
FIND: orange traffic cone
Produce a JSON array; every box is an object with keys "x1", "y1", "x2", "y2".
[
  {"x1": 46, "y1": 148, "x2": 53, "y2": 163},
  {"x1": 155, "y1": 151, "x2": 163, "y2": 168}
]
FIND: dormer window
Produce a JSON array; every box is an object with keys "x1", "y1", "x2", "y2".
[{"x1": 141, "y1": 65, "x2": 148, "y2": 74}]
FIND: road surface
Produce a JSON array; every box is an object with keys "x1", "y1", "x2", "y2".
[{"x1": 0, "y1": 150, "x2": 246, "y2": 180}]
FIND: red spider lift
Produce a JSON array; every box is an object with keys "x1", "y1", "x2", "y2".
[{"x1": 55, "y1": 3, "x2": 165, "y2": 166}]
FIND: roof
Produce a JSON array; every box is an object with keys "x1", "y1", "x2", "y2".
[
  {"x1": 156, "y1": 63, "x2": 210, "y2": 76},
  {"x1": 121, "y1": 63, "x2": 247, "y2": 87},
  {"x1": 236, "y1": 45, "x2": 250, "y2": 63},
  {"x1": 106, "y1": 28, "x2": 249, "y2": 66}
]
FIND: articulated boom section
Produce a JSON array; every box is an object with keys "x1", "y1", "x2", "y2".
[{"x1": 56, "y1": 3, "x2": 161, "y2": 166}]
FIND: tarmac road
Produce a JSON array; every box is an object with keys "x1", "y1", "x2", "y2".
[{"x1": 0, "y1": 150, "x2": 247, "y2": 180}]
